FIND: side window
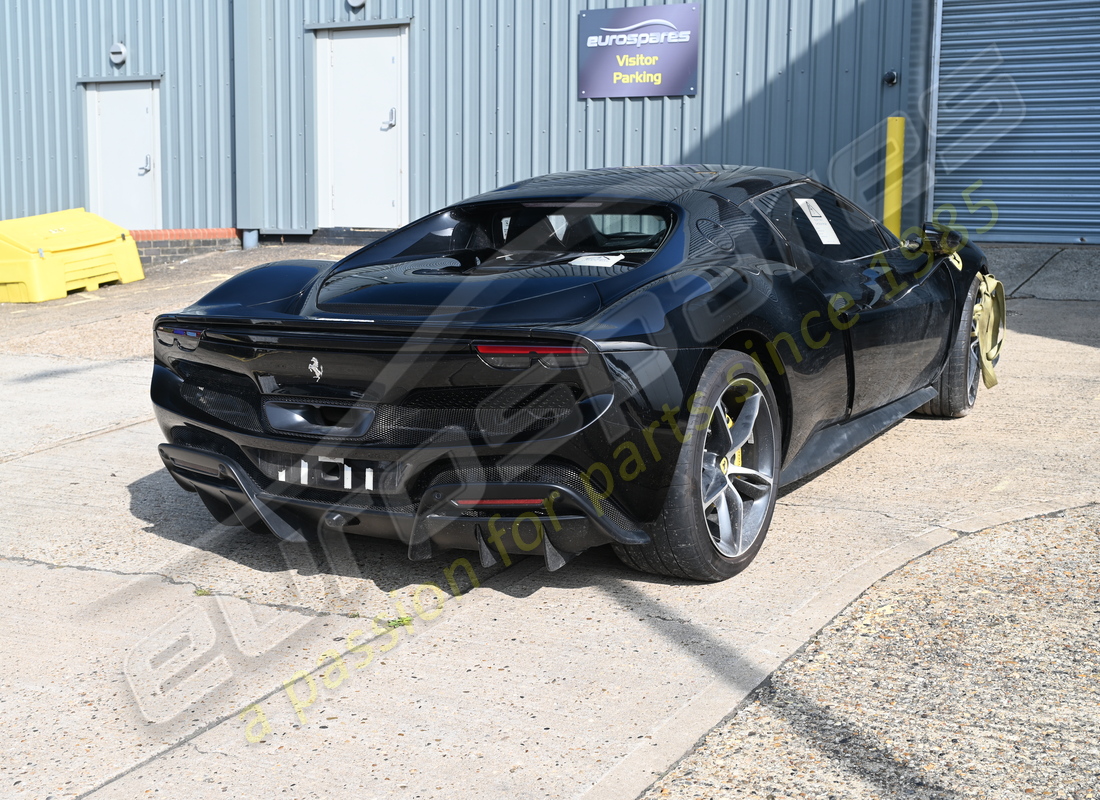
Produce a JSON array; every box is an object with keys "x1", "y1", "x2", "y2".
[
  {"x1": 755, "y1": 185, "x2": 888, "y2": 264},
  {"x1": 819, "y1": 190, "x2": 891, "y2": 258}
]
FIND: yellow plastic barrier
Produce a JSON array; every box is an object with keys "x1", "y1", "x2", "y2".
[{"x1": 0, "y1": 208, "x2": 144, "y2": 303}]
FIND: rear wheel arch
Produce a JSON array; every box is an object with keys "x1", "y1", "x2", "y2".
[
  {"x1": 612, "y1": 349, "x2": 782, "y2": 581},
  {"x1": 715, "y1": 331, "x2": 793, "y2": 461}
]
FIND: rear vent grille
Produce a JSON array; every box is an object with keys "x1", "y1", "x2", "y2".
[
  {"x1": 173, "y1": 362, "x2": 578, "y2": 445},
  {"x1": 259, "y1": 385, "x2": 577, "y2": 445},
  {"x1": 372, "y1": 384, "x2": 578, "y2": 445},
  {"x1": 176, "y1": 362, "x2": 264, "y2": 433}
]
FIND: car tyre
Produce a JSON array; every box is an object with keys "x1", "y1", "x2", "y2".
[
  {"x1": 917, "y1": 274, "x2": 981, "y2": 418},
  {"x1": 613, "y1": 350, "x2": 782, "y2": 582}
]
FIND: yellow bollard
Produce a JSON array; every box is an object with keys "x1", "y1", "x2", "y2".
[{"x1": 883, "y1": 116, "x2": 905, "y2": 237}]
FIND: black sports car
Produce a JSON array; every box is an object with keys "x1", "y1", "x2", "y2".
[{"x1": 152, "y1": 166, "x2": 1005, "y2": 581}]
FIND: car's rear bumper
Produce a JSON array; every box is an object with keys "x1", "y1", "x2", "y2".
[{"x1": 159, "y1": 442, "x2": 648, "y2": 570}]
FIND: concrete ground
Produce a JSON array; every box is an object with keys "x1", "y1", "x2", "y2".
[
  {"x1": 0, "y1": 242, "x2": 1097, "y2": 799},
  {"x1": 641, "y1": 504, "x2": 1100, "y2": 800}
]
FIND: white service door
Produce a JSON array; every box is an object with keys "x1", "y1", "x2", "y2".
[
  {"x1": 86, "y1": 82, "x2": 161, "y2": 230},
  {"x1": 317, "y1": 27, "x2": 406, "y2": 229}
]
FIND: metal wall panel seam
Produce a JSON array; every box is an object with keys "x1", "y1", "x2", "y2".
[
  {"x1": 408, "y1": 3, "x2": 429, "y2": 220},
  {"x1": 682, "y1": 0, "x2": 700, "y2": 164},
  {"x1": 534, "y1": 0, "x2": 549, "y2": 178},
  {"x1": 182, "y1": 0, "x2": 195, "y2": 225},
  {"x1": 420, "y1": 5, "x2": 435, "y2": 210},
  {"x1": 63, "y1": 0, "x2": 79, "y2": 206},
  {"x1": 923, "y1": 0, "x2": 944, "y2": 220},
  {"x1": 428, "y1": 2, "x2": 444, "y2": 209},
  {"x1": 474, "y1": 1, "x2": 495, "y2": 197},
  {"x1": 809, "y1": 0, "x2": 827, "y2": 177},
  {"x1": 36, "y1": 0, "x2": 52, "y2": 210},
  {"x1": 496, "y1": 0, "x2": 514, "y2": 193},
  {"x1": 9, "y1": 0, "x2": 23, "y2": 212},
  {"x1": 292, "y1": 0, "x2": 306, "y2": 231},
  {"x1": 187, "y1": 0, "x2": 201, "y2": 226},
  {"x1": 25, "y1": 0, "x2": 39, "y2": 212},
  {"x1": 851, "y1": 0, "x2": 868, "y2": 196},
  {"x1": 549, "y1": 0, "x2": 568, "y2": 174},
  {"x1": 35, "y1": 0, "x2": 49, "y2": 210},
  {"x1": 274, "y1": 2, "x2": 286, "y2": 228},
  {"x1": 514, "y1": 0, "x2": 532, "y2": 182},
  {"x1": 260, "y1": 0, "x2": 274, "y2": 228},
  {"x1": 1, "y1": 3, "x2": 13, "y2": 214},
  {"x1": 263, "y1": 0, "x2": 274, "y2": 228},
  {"x1": 697, "y1": 0, "x2": 717, "y2": 165},
  {"x1": 460, "y1": 1, "x2": 479, "y2": 198},
  {"x1": 792, "y1": 0, "x2": 813, "y2": 172},
  {"x1": 445, "y1": 0, "x2": 462, "y2": 205},
  {"x1": 565, "y1": 0, "x2": 580, "y2": 173},
  {"x1": 720, "y1": 0, "x2": 738, "y2": 164},
  {"x1": 302, "y1": 15, "x2": 317, "y2": 233},
  {"x1": 61, "y1": 0, "x2": 76, "y2": 206},
  {"x1": 16, "y1": 1, "x2": 31, "y2": 213},
  {"x1": 169, "y1": 0, "x2": 184, "y2": 226},
  {"x1": 289, "y1": 1, "x2": 302, "y2": 231},
  {"x1": 764, "y1": 0, "x2": 787, "y2": 168},
  {"x1": 198, "y1": 0, "x2": 211, "y2": 226}
]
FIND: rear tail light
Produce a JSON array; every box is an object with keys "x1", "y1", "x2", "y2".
[
  {"x1": 155, "y1": 326, "x2": 204, "y2": 351},
  {"x1": 474, "y1": 343, "x2": 589, "y2": 369}
]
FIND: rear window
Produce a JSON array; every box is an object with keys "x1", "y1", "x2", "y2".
[{"x1": 343, "y1": 199, "x2": 674, "y2": 271}]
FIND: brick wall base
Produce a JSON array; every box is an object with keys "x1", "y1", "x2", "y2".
[{"x1": 130, "y1": 228, "x2": 241, "y2": 268}]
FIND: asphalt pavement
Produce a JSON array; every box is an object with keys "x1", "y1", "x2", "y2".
[{"x1": 0, "y1": 241, "x2": 1097, "y2": 799}]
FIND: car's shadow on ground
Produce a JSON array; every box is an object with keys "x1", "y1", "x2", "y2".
[
  {"x1": 130, "y1": 414, "x2": 931, "y2": 603},
  {"x1": 127, "y1": 469, "x2": 486, "y2": 594},
  {"x1": 128, "y1": 424, "x2": 913, "y2": 604},
  {"x1": 128, "y1": 468, "x2": 677, "y2": 599}
]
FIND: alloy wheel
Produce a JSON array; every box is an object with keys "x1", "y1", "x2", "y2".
[{"x1": 699, "y1": 378, "x2": 778, "y2": 559}]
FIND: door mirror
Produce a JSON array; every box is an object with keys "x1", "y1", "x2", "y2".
[{"x1": 918, "y1": 221, "x2": 964, "y2": 255}]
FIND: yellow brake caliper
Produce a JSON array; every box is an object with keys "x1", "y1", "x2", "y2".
[{"x1": 726, "y1": 414, "x2": 742, "y2": 469}]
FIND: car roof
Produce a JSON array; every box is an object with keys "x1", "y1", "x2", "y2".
[{"x1": 462, "y1": 164, "x2": 807, "y2": 205}]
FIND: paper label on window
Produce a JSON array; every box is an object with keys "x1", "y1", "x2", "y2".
[
  {"x1": 795, "y1": 198, "x2": 841, "y2": 245},
  {"x1": 570, "y1": 254, "x2": 625, "y2": 267}
]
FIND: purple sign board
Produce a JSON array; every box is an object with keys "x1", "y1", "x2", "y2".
[{"x1": 577, "y1": 4, "x2": 700, "y2": 99}]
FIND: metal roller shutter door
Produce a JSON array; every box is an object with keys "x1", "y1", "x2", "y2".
[{"x1": 934, "y1": 0, "x2": 1100, "y2": 243}]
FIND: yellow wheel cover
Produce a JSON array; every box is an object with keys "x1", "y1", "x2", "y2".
[{"x1": 973, "y1": 273, "x2": 1007, "y2": 389}]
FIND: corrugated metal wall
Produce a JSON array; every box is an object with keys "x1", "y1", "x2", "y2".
[
  {"x1": 234, "y1": 0, "x2": 317, "y2": 233},
  {"x1": 0, "y1": 2, "x2": 80, "y2": 221},
  {"x1": 0, "y1": 0, "x2": 233, "y2": 228},
  {"x1": 401, "y1": 0, "x2": 927, "y2": 225},
  {"x1": 935, "y1": 0, "x2": 1100, "y2": 243},
  {"x1": 2, "y1": 0, "x2": 928, "y2": 233}
]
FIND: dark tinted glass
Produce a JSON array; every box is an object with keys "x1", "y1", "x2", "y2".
[
  {"x1": 342, "y1": 200, "x2": 674, "y2": 271},
  {"x1": 755, "y1": 184, "x2": 888, "y2": 263}
]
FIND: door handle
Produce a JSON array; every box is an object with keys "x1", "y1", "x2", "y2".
[
  {"x1": 138, "y1": 154, "x2": 151, "y2": 175},
  {"x1": 380, "y1": 107, "x2": 396, "y2": 131}
]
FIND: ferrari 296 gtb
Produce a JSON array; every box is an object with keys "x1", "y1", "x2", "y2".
[{"x1": 151, "y1": 166, "x2": 1005, "y2": 581}]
